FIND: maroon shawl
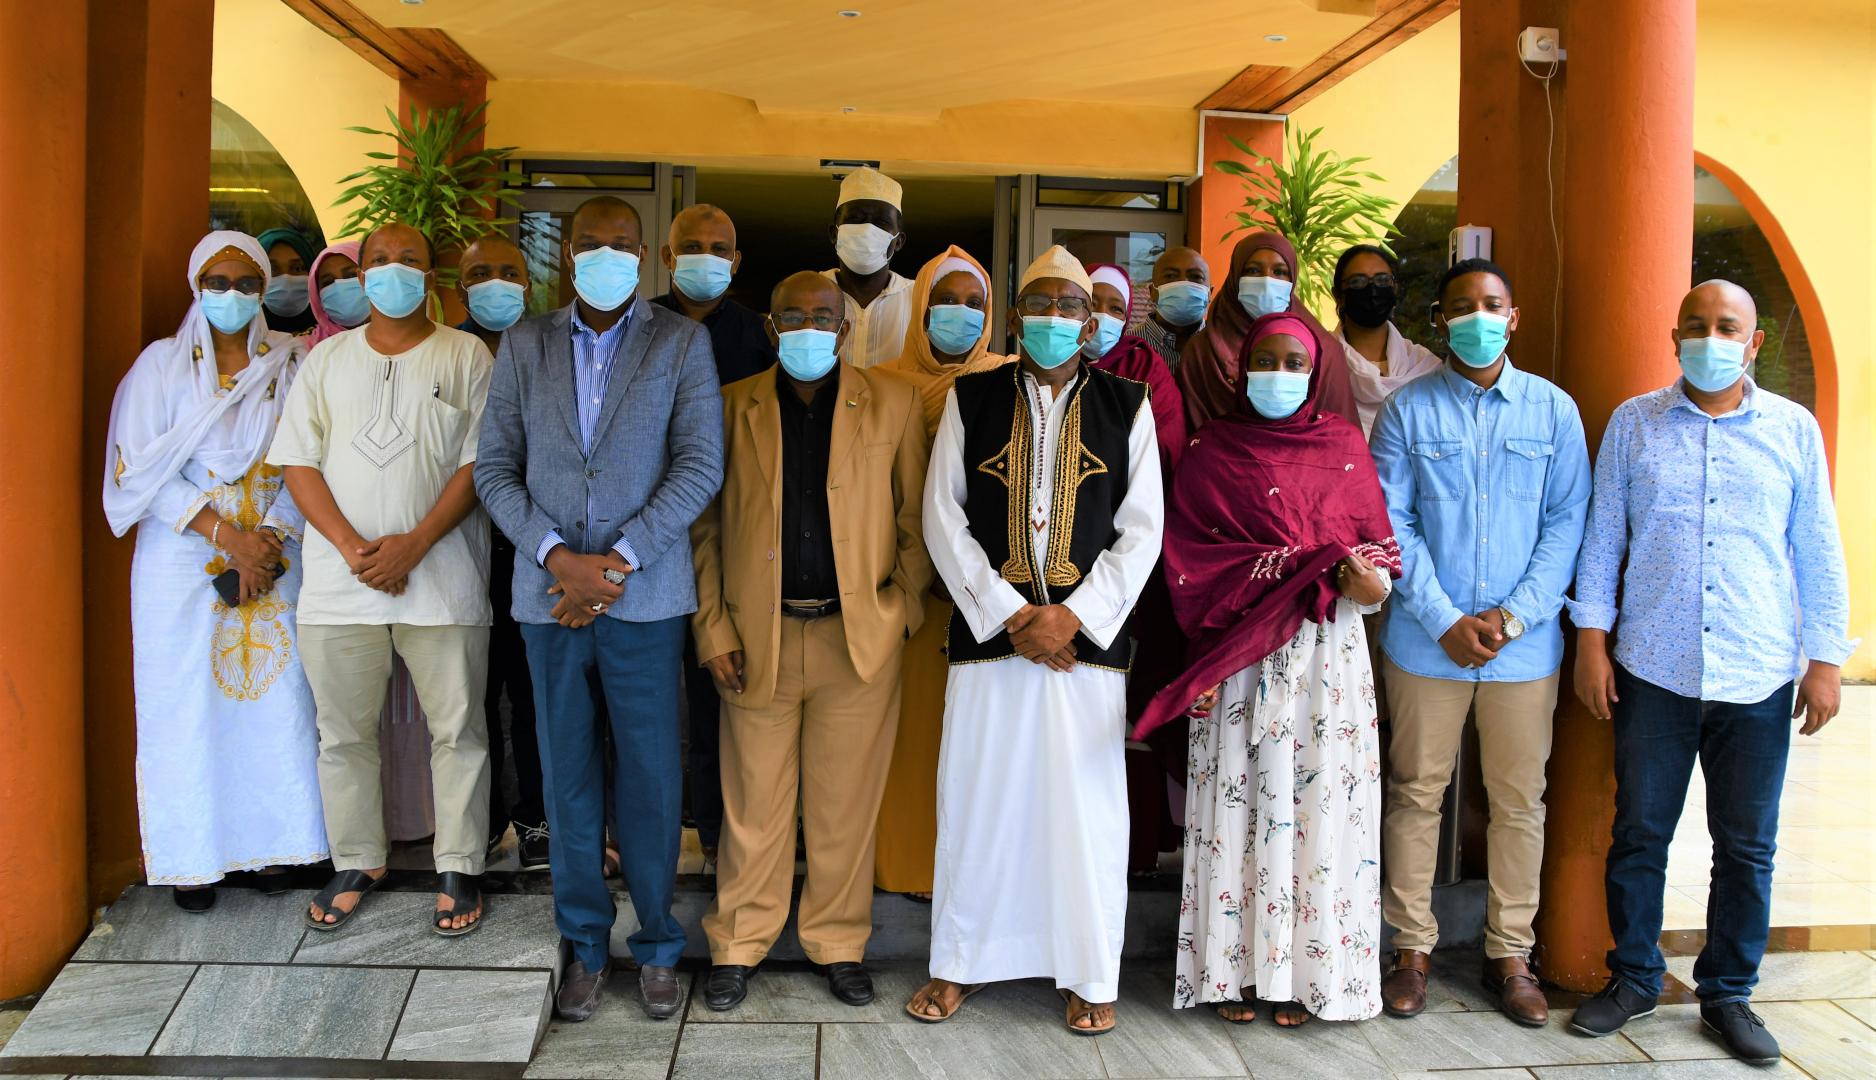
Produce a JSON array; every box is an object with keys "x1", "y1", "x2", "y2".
[
  {"x1": 1174, "y1": 230, "x2": 1357, "y2": 433},
  {"x1": 1133, "y1": 312, "x2": 1400, "y2": 741}
]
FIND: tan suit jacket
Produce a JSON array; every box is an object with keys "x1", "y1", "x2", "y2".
[{"x1": 691, "y1": 363, "x2": 934, "y2": 710}]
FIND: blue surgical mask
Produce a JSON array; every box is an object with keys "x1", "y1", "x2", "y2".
[
  {"x1": 572, "y1": 246, "x2": 640, "y2": 311},
  {"x1": 465, "y1": 279, "x2": 526, "y2": 332},
  {"x1": 1444, "y1": 310, "x2": 1511, "y2": 369},
  {"x1": 1155, "y1": 280, "x2": 1209, "y2": 326},
  {"x1": 199, "y1": 288, "x2": 261, "y2": 335},
  {"x1": 319, "y1": 278, "x2": 369, "y2": 327},
  {"x1": 1236, "y1": 275, "x2": 1293, "y2": 320},
  {"x1": 263, "y1": 274, "x2": 310, "y2": 317},
  {"x1": 1679, "y1": 335, "x2": 1749, "y2": 393},
  {"x1": 926, "y1": 304, "x2": 985, "y2": 356},
  {"x1": 363, "y1": 263, "x2": 429, "y2": 319},
  {"x1": 672, "y1": 253, "x2": 733, "y2": 302},
  {"x1": 1082, "y1": 312, "x2": 1124, "y2": 359},
  {"x1": 1244, "y1": 370, "x2": 1311, "y2": 419},
  {"x1": 776, "y1": 328, "x2": 839, "y2": 382},
  {"x1": 1020, "y1": 315, "x2": 1085, "y2": 370}
]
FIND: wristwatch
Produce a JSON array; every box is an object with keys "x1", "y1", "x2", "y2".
[
  {"x1": 602, "y1": 567, "x2": 627, "y2": 586},
  {"x1": 1498, "y1": 606, "x2": 1526, "y2": 641}
]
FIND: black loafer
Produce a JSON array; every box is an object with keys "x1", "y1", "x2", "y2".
[
  {"x1": 1701, "y1": 1001, "x2": 1781, "y2": 1065},
  {"x1": 704, "y1": 964, "x2": 754, "y2": 1012},
  {"x1": 173, "y1": 886, "x2": 216, "y2": 913},
  {"x1": 556, "y1": 955, "x2": 610, "y2": 1022},
  {"x1": 1570, "y1": 978, "x2": 1656, "y2": 1037},
  {"x1": 821, "y1": 961, "x2": 875, "y2": 1006}
]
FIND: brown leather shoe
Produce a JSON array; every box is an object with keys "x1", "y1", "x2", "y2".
[
  {"x1": 555, "y1": 956, "x2": 610, "y2": 1022},
  {"x1": 1382, "y1": 949, "x2": 1431, "y2": 1018},
  {"x1": 1483, "y1": 955, "x2": 1549, "y2": 1027},
  {"x1": 640, "y1": 964, "x2": 683, "y2": 1020}
]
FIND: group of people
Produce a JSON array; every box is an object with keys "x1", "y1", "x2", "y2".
[{"x1": 107, "y1": 165, "x2": 1852, "y2": 1065}]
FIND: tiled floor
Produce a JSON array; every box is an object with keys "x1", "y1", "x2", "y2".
[{"x1": 1663, "y1": 687, "x2": 1876, "y2": 931}]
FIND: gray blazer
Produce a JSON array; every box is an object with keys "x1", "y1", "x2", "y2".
[{"x1": 475, "y1": 302, "x2": 724, "y2": 625}]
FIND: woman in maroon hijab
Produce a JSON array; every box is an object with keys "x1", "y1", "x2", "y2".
[
  {"x1": 1175, "y1": 231, "x2": 1358, "y2": 432},
  {"x1": 1136, "y1": 313, "x2": 1400, "y2": 1028}
]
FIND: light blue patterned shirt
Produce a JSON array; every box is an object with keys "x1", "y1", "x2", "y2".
[
  {"x1": 536, "y1": 301, "x2": 640, "y2": 569},
  {"x1": 1568, "y1": 379, "x2": 1855, "y2": 703},
  {"x1": 1371, "y1": 362, "x2": 1591, "y2": 682}
]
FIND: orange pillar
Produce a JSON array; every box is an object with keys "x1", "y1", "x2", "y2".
[
  {"x1": 398, "y1": 74, "x2": 488, "y2": 327},
  {"x1": 0, "y1": 0, "x2": 91, "y2": 998},
  {"x1": 1535, "y1": 0, "x2": 1694, "y2": 990},
  {"x1": 1187, "y1": 114, "x2": 1284, "y2": 290}
]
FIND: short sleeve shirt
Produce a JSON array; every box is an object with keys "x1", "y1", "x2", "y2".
[{"x1": 267, "y1": 324, "x2": 494, "y2": 627}]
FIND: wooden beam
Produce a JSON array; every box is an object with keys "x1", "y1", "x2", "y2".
[
  {"x1": 1199, "y1": 0, "x2": 1457, "y2": 114},
  {"x1": 276, "y1": 0, "x2": 487, "y2": 82}
]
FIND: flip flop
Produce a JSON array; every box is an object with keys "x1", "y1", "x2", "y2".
[
  {"x1": 904, "y1": 981, "x2": 984, "y2": 1023},
  {"x1": 305, "y1": 869, "x2": 384, "y2": 931},
  {"x1": 1059, "y1": 988, "x2": 1117, "y2": 1036},
  {"x1": 432, "y1": 871, "x2": 484, "y2": 937}
]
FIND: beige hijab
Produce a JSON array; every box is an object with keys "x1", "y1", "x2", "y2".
[{"x1": 874, "y1": 244, "x2": 1013, "y2": 440}]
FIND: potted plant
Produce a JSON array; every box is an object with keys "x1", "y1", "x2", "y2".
[{"x1": 1214, "y1": 125, "x2": 1399, "y2": 314}]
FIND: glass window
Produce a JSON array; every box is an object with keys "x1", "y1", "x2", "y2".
[
  {"x1": 518, "y1": 210, "x2": 568, "y2": 316},
  {"x1": 1050, "y1": 228, "x2": 1166, "y2": 327},
  {"x1": 1036, "y1": 177, "x2": 1179, "y2": 211},
  {"x1": 1692, "y1": 165, "x2": 1814, "y2": 412},
  {"x1": 1384, "y1": 156, "x2": 1457, "y2": 351},
  {"x1": 208, "y1": 99, "x2": 325, "y2": 246}
]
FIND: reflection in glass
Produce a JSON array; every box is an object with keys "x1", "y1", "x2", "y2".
[
  {"x1": 518, "y1": 210, "x2": 567, "y2": 316},
  {"x1": 208, "y1": 98, "x2": 325, "y2": 247},
  {"x1": 1050, "y1": 229, "x2": 1167, "y2": 327}
]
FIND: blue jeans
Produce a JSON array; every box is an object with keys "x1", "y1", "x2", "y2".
[
  {"x1": 1604, "y1": 665, "x2": 1794, "y2": 1003},
  {"x1": 522, "y1": 616, "x2": 688, "y2": 972}
]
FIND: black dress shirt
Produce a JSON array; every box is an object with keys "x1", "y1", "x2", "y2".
[
  {"x1": 778, "y1": 375, "x2": 839, "y2": 602},
  {"x1": 651, "y1": 293, "x2": 777, "y2": 387}
]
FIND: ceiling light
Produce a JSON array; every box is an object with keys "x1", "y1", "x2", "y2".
[
  {"x1": 1264, "y1": 33, "x2": 1287, "y2": 42},
  {"x1": 838, "y1": 9, "x2": 861, "y2": 17},
  {"x1": 841, "y1": 106, "x2": 857, "y2": 113},
  {"x1": 400, "y1": 0, "x2": 425, "y2": 6}
]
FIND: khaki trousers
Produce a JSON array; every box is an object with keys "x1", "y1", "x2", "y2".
[
  {"x1": 299, "y1": 623, "x2": 491, "y2": 874},
  {"x1": 703, "y1": 614, "x2": 902, "y2": 966},
  {"x1": 1381, "y1": 659, "x2": 1557, "y2": 959}
]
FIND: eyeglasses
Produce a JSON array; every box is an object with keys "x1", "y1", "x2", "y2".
[
  {"x1": 771, "y1": 312, "x2": 842, "y2": 332},
  {"x1": 199, "y1": 275, "x2": 263, "y2": 295},
  {"x1": 1341, "y1": 273, "x2": 1396, "y2": 291},
  {"x1": 1015, "y1": 294, "x2": 1090, "y2": 318}
]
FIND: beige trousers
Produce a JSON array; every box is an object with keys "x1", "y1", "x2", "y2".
[
  {"x1": 1381, "y1": 659, "x2": 1558, "y2": 959},
  {"x1": 299, "y1": 623, "x2": 491, "y2": 874},
  {"x1": 704, "y1": 614, "x2": 902, "y2": 966}
]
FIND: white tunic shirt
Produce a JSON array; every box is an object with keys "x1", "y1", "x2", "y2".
[
  {"x1": 268, "y1": 324, "x2": 494, "y2": 627},
  {"x1": 822, "y1": 267, "x2": 914, "y2": 369}
]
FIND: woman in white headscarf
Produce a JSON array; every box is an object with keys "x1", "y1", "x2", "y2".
[
  {"x1": 1330, "y1": 244, "x2": 1442, "y2": 440},
  {"x1": 104, "y1": 230, "x2": 327, "y2": 911}
]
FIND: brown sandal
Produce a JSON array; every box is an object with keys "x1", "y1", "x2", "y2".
[
  {"x1": 1059, "y1": 988, "x2": 1117, "y2": 1036},
  {"x1": 905, "y1": 979, "x2": 984, "y2": 1023}
]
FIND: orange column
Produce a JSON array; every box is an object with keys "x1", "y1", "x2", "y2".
[
  {"x1": 399, "y1": 74, "x2": 488, "y2": 328},
  {"x1": 0, "y1": 0, "x2": 91, "y2": 998},
  {"x1": 1186, "y1": 114, "x2": 1284, "y2": 289},
  {"x1": 1535, "y1": 0, "x2": 1694, "y2": 990}
]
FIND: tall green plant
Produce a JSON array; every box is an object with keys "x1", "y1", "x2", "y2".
[
  {"x1": 333, "y1": 101, "x2": 521, "y2": 287},
  {"x1": 1214, "y1": 126, "x2": 1398, "y2": 312}
]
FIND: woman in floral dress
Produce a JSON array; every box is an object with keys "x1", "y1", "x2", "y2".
[{"x1": 1135, "y1": 313, "x2": 1401, "y2": 1025}]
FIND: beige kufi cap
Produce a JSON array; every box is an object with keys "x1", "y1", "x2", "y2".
[
  {"x1": 1018, "y1": 244, "x2": 1094, "y2": 296},
  {"x1": 837, "y1": 166, "x2": 903, "y2": 210}
]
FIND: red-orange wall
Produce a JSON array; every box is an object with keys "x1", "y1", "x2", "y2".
[{"x1": 1188, "y1": 114, "x2": 1285, "y2": 290}]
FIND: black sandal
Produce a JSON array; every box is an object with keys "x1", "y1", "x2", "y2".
[
  {"x1": 432, "y1": 871, "x2": 484, "y2": 937},
  {"x1": 305, "y1": 869, "x2": 383, "y2": 931}
]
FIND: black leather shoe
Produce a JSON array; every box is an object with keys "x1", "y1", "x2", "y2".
[
  {"x1": 1570, "y1": 978, "x2": 1657, "y2": 1037},
  {"x1": 173, "y1": 886, "x2": 216, "y2": 913},
  {"x1": 704, "y1": 964, "x2": 754, "y2": 1012},
  {"x1": 515, "y1": 821, "x2": 552, "y2": 872},
  {"x1": 821, "y1": 961, "x2": 875, "y2": 1006},
  {"x1": 556, "y1": 955, "x2": 611, "y2": 1022},
  {"x1": 1701, "y1": 1001, "x2": 1781, "y2": 1065}
]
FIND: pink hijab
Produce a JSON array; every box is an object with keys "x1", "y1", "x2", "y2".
[{"x1": 306, "y1": 240, "x2": 363, "y2": 346}]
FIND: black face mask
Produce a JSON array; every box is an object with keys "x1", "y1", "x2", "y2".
[{"x1": 1341, "y1": 283, "x2": 1397, "y2": 329}]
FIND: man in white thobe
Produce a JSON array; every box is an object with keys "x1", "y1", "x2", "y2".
[
  {"x1": 907, "y1": 246, "x2": 1163, "y2": 1035},
  {"x1": 821, "y1": 167, "x2": 913, "y2": 368}
]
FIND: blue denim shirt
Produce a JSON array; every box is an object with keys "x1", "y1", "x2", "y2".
[
  {"x1": 536, "y1": 301, "x2": 640, "y2": 568},
  {"x1": 1371, "y1": 362, "x2": 1591, "y2": 682},
  {"x1": 1568, "y1": 380, "x2": 1856, "y2": 703}
]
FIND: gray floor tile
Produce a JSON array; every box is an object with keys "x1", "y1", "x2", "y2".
[
  {"x1": 1093, "y1": 968, "x2": 1248, "y2": 1078},
  {"x1": 1665, "y1": 950, "x2": 1876, "y2": 1002},
  {"x1": 74, "y1": 886, "x2": 308, "y2": 964},
  {"x1": 524, "y1": 970, "x2": 690, "y2": 1079},
  {"x1": 1530, "y1": 1062, "x2": 1808, "y2": 1078},
  {"x1": 1395, "y1": 1071, "x2": 1534, "y2": 1080},
  {"x1": 819, "y1": 1019, "x2": 1105, "y2": 1080},
  {"x1": 1226, "y1": 1011, "x2": 1391, "y2": 1080},
  {"x1": 685, "y1": 965, "x2": 930, "y2": 1023},
  {"x1": 670, "y1": 1022, "x2": 816, "y2": 1080},
  {"x1": 1833, "y1": 998, "x2": 1876, "y2": 1030},
  {"x1": 0, "y1": 962, "x2": 195, "y2": 1058},
  {"x1": 1425, "y1": 949, "x2": 1504, "y2": 1013},
  {"x1": 1611, "y1": 1004, "x2": 1742, "y2": 1062},
  {"x1": 150, "y1": 964, "x2": 412, "y2": 1059},
  {"x1": 1356, "y1": 1012, "x2": 1648, "y2": 1071},
  {"x1": 387, "y1": 969, "x2": 551, "y2": 1063},
  {"x1": 293, "y1": 891, "x2": 560, "y2": 969},
  {"x1": 1755, "y1": 1000, "x2": 1876, "y2": 1080}
]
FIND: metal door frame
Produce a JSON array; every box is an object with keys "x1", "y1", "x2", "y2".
[{"x1": 504, "y1": 162, "x2": 695, "y2": 304}]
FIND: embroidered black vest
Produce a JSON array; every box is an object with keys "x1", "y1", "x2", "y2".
[{"x1": 947, "y1": 364, "x2": 1147, "y2": 671}]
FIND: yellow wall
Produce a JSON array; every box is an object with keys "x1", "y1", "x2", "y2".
[
  {"x1": 1296, "y1": 2, "x2": 1874, "y2": 679},
  {"x1": 211, "y1": 0, "x2": 398, "y2": 238}
]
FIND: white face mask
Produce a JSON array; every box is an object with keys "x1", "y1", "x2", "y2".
[{"x1": 835, "y1": 222, "x2": 895, "y2": 275}]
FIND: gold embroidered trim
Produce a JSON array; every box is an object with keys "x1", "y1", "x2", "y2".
[
  {"x1": 976, "y1": 396, "x2": 1035, "y2": 585},
  {"x1": 113, "y1": 445, "x2": 126, "y2": 488},
  {"x1": 1042, "y1": 389, "x2": 1107, "y2": 588}
]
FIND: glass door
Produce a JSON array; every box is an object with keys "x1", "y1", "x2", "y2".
[
  {"x1": 504, "y1": 161, "x2": 695, "y2": 316},
  {"x1": 1016, "y1": 176, "x2": 1186, "y2": 338}
]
